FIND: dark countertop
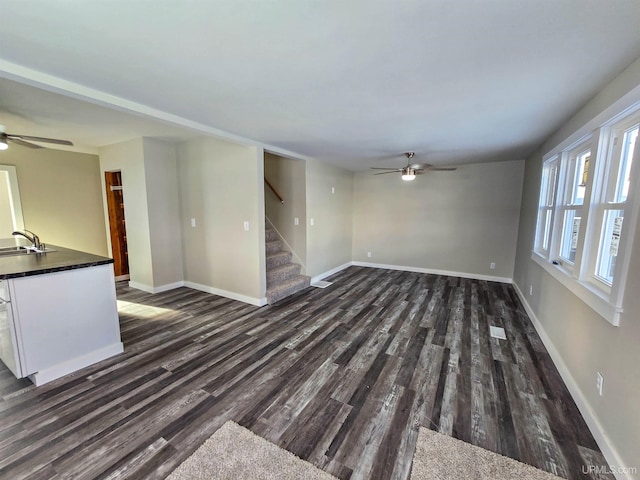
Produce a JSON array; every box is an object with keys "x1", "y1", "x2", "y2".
[{"x1": 0, "y1": 238, "x2": 113, "y2": 280}]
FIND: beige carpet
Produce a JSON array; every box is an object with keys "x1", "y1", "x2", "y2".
[
  {"x1": 168, "y1": 421, "x2": 563, "y2": 480},
  {"x1": 166, "y1": 421, "x2": 337, "y2": 480},
  {"x1": 410, "y1": 427, "x2": 563, "y2": 480}
]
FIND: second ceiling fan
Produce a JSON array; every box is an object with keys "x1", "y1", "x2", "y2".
[{"x1": 371, "y1": 152, "x2": 456, "y2": 181}]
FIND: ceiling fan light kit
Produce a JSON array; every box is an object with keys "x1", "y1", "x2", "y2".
[
  {"x1": 401, "y1": 167, "x2": 416, "y2": 181},
  {"x1": 371, "y1": 152, "x2": 457, "y2": 181}
]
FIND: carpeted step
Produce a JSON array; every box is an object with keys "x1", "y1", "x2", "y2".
[
  {"x1": 267, "y1": 262, "x2": 301, "y2": 287},
  {"x1": 266, "y1": 274, "x2": 311, "y2": 304},
  {"x1": 266, "y1": 250, "x2": 292, "y2": 268},
  {"x1": 265, "y1": 228, "x2": 279, "y2": 242},
  {"x1": 266, "y1": 240, "x2": 282, "y2": 255}
]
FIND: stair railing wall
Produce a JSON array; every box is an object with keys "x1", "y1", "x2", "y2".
[{"x1": 264, "y1": 177, "x2": 284, "y2": 204}]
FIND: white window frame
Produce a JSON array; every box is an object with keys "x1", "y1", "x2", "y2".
[{"x1": 532, "y1": 107, "x2": 640, "y2": 327}]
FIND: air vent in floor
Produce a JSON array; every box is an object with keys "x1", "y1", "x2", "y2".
[{"x1": 489, "y1": 326, "x2": 507, "y2": 340}]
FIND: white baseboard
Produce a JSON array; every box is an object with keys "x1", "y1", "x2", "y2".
[
  {"x1": 310, "y1": 262, "x2": 352, "y2": 284},
  {"x1": 351, "y1": 261, "x2": 512, "y2": 284},
  {"x1": 512, "y1": 282, "x2": 631, "y2": 480},
  {"x1": 28, "y1": 342, "x2": 124, "y2": 387},
  {"x1": 183, "y1": 281, "x2": 267, "y2": 307},
  {"x1": 128, "y1": 280, "x2": 185, "y2": 294}
]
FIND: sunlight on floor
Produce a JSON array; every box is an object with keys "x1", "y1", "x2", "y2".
[{"x1": 117, "y1": 300, "x2": 177, "y2": 319}]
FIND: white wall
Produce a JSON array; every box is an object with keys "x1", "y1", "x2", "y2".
[
  {"x1": 264, "y1": 152, "x2": 307, "y2": 270},
  {"x1": 352, "y1": 160, "x2": 524, "y2": 280},
  {"x1": 177, "y1": 137, "x2": 265, "y2": 304},
  {"x1": 306, "y1": 159, "x2": 353, "y2": 278},
  {"x1": 2, "y1": 145, "x2": 108, "y2": 255},
  {"x1": 513, "y1": 56, "x2": 640, "y2": 475}
]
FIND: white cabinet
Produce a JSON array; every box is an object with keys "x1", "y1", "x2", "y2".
[
  {"x1": 0, "y1": 279, "x2": 23, "y2": 377},
  {"x1": 0, "y1": 264, "x2": 123, "y2": 386}
]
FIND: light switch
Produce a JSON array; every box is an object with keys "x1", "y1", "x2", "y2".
[
  {"x1": 294, "y1": 217, "x2": 299, "y2": 225},
  {"x1": 243, "y1": 221, "x2": 250, "y2": 231},
  {"x1": 310, "y1": 218, "x2": 315, "y2": 226},
  {"x1": 331, "y1": 187, "x2": 335, "y2": 194},
  {"x1": 191, "y1": 218, "x2": 196, "y2": 228}
]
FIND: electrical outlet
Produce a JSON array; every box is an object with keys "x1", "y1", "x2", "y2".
[
  {"x1": 529, "y1": 285, "x2": 533, "y2": 296},
  {"x1": 243, "y1": 221, "x2": 250, "y2": 231},
  {"x1": 367, "y1": 251, "x2": 372, "y2": 258},
  {"x1": 490, "y1": 262, "x2": 496, "y2": 270},
  {"x1": 294, "y1": 217, "x2": 299, "y2": 226},
  {"x1": 190, "y1": 218, "x2": 196, "y2": 228},
  {"x1": 596, "y1": 372, "x2": 604, "y2": 396}
]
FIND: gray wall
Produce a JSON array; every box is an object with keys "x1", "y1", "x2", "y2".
[
  {"x1": 264, "y1": 152, "x2": 307, "y2": 270},
  {"x1": 177, "y1": 137, "x2": 265, "y2": 303},
  {"x1": 305, "y1": 159, "x2": 354, "y2": 278},
  {"x1": 352, "y1": 160, "x2": 524, "y2": 280},
  {"x1": 513, "y1": 57, "x2": 640, "y2": 473}
]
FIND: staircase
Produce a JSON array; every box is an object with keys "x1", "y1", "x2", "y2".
[{"x1": 265, "y1": 225, "x2": 310, "y2": 304}]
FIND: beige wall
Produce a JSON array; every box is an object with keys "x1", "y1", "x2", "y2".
[
  {"x1": 264, "y1": 152, "x2": 307, "y2": 270},
  {"x1": 99, "y1": 138, "x2": 184, "y2": 290},
  {"x1": 177, "y1": 137, "x2": 265, "y2": 303},
  {"x1": 513, "y1": 56, "x2": 640, "y2": 473},
  {"x1": 1, "y1": 145, "x2": 108, "y2": 255},
  {"x1": 0, "y1": 171, "x2": 14, "y2": 237},
  {"x1": 99, "y1": 139, "x2": 153, "y2": 287},
  {"x1": 305, "y1": 159, "x2": 353, "y2": 278},
  {"x1": 352, "y1": 160, "x2": 524, "y2": 280},
  {"x1": 142, "y1": 138, "x2": 183, "y2": 287}
]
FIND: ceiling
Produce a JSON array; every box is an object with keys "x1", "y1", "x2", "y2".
[{"x1": 1, "y1": 1, "x2": 640, "y2": 170}]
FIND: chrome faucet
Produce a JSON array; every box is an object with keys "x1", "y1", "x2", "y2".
[{"x1": 12, "y1": 229, "x2": 42, "y2": 250}]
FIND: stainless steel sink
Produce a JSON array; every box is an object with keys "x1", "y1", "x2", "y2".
[{"x1": 0, "y1": 246, "x2": 55, "y2": 257}]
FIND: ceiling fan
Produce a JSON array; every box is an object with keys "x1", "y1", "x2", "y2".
[
  {"x1": 370, "y1": 152, "x2": 456, "y2": 181},
  {"x1": 0, "y1": 126, "x2": 74, "y2": 151}
]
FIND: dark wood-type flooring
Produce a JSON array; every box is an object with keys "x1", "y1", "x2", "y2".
[{"x1": 0, "y1": 267, "x2": 612, "y2": 479}]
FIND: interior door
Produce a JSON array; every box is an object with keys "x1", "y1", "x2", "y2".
[{"x1": 105, "y1": 171, "x2": 129, "y2": 278}]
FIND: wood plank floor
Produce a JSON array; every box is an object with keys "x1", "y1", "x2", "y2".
[{"x1": 0, "y1": 267, "x2": 612, "y2": 479}]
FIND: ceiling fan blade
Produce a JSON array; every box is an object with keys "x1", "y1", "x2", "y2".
[
  {"x1": 428, "y1": 167, "x2": 457, "y2": 171},
  {"x1": 373, "y1": 171, "x2": 400, "y2": 175},
  {"x1": 8, "y1": 138, "x2": 44, "y2": 149},
  {"x1": 370, "y1": 167, "x2": 401, "y2": 171},
  {"x1": 6, "y1": 133, "x2": 73, "y2": 146}
]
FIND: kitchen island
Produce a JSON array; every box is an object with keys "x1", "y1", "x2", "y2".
[{"x1": 0, "y1": 238, "x2": 123, "y2": 386}]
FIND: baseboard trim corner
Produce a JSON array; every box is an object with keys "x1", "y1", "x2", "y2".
[
  {"x1": 512, "y1": 282, "x2": 631, "y2": 480},
  {"x1": 351, "y1": 261, "x2": 512, "y2": 284},
  {"x1": 128, "y1": 281, "x2": 185, "y2": 294},
  {"x1": 183, "y1": 281, "x2": 266, "y2": 307},
  {"x1": 310, "y1": 262, "x2": 353, "y2": 284}
]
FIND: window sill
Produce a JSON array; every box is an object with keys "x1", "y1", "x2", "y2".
[{"x1": 531, "y1": 252, "x2": 622, "y2": 326}]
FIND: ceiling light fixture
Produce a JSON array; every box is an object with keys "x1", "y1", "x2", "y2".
[
  {"x1": 401, "y1": 167, "x2": 416, "y2": 181},
  {"x1": 0, "y1": 137, "x2": 8, "y2": 151}
]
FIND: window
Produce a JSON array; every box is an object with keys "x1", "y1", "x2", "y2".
[{"x1": 533, "y1": 109, "x2": 640, "y2": 326}]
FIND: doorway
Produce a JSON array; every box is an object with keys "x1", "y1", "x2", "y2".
[{"x1": 104, "y1": 171, "x2": 129, "y2": 279}]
